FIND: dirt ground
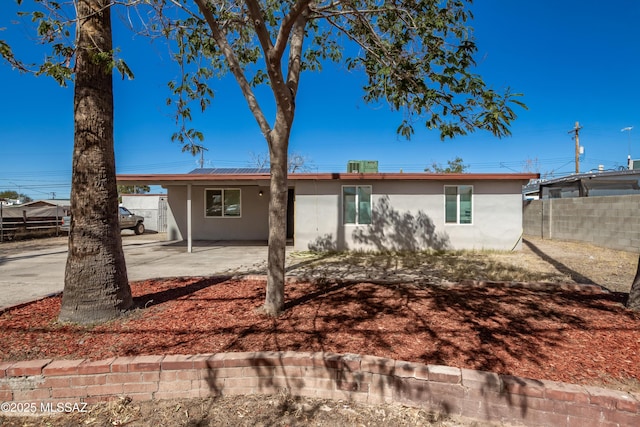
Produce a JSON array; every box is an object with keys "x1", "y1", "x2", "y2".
[
  {"x1": 282, "y1": 235, "x2": 638, "y2": 294},
  {"x1": 2, "y1": 234, "x2": 637, "y2": 294},
  {"x1": 1, "y1": 235, "x2": 638, "y2": 427},
  {"x1": 0, "y1": 394, "x2": 502, "y2": 427}
]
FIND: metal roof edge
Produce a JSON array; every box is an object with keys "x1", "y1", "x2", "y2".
[{"x1": 538, "y1": 169, "x2": 640, "y2": 187}]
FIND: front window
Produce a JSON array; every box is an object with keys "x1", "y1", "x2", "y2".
[
  {"x1": 343, "y1": 185, "x2": 372, "y2": 225},
  {"x1": 205, "y1": 189, "x2": 241, "y2": 218},
  {"x1": 445, "y1": 185, "x2": 472, "y2": 224}
]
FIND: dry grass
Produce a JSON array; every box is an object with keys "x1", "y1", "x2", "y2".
[{"x1": 282, "y1": 236, "x2": 638, "y2": 294}]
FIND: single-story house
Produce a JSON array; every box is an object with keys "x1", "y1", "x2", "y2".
[
  {"x1": 0, "y1": 200, "x2": 69, "y2": 240},
  {"x1": 16, "y1": 199, "x2": 71, "y2": 213},
  {"x1": 117, "y1": 169, "x2": 538, "y2": 252}
]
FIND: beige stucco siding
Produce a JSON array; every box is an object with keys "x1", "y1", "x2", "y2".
[
  {"x1": 164, "y1": 179, "x2": 525, "y2": 250},
  {"x1": 166, "y1": 184, "x2": 269, "y2": 241},
  {"x1": 294, "y1": 180, "x2": 524, "y2": 251}
]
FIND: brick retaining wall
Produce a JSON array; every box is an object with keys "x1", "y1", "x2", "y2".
[{"x1": 1, "y1": 352, "x2": 638, "y2": 426}]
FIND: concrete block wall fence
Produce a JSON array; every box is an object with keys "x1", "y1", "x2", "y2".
[
  {"x1": 523, "y1": 196, "x2": 640, "y2": 253},
  {"x1": 1, "y1": 352, "x2": 639, "y2": 426}
]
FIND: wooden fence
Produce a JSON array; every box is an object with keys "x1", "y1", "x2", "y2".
[{"x1": 0, "y1": 205, "x2": 67, "y2": 242}]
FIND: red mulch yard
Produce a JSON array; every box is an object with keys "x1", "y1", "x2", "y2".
[{"x1": 2, "y1": 277, "x2": 640, "y2": 390}]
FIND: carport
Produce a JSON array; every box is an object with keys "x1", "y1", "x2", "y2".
[{"x1": 117, "y1": 169, "x2": 281, "y2": 253}]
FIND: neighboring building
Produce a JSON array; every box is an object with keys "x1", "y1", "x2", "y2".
[
  {"x1": 18, "y1": 199, "x2": 70, "y2": 214},
  {"x1": 524, "y1": 169, "x2": 640, "y2": 200},
  {"x1": 117, "y1": 169, "x2": 536, "y2": 252},
  {"x1": 120, "y1": 194, "x2": 168, "y2": 232},
  {"x1": 0, "y1": 200, "x2": 69, "y2": 240},
  {"x1": 523, "y1": 169, "x2": 640, "y2": 252}
]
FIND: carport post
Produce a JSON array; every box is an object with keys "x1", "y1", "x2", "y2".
[{"x1": 187, "y1": 184, "x2": 192, "y2": 253}]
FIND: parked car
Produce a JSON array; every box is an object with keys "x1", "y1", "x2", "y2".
[{"x1": 60, "y1": 206, "x2": 145, "y2": 235}]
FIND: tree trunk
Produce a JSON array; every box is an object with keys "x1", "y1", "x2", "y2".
[
  {"x1": 59, "y1": 0, "x2": 133, "y2": 324},
  {"x1": 262, "y1": 126, "x2": 290, "y2": 316},
  {"x1": 627, "y1": 255, "x2": 640, "y2": 311}
]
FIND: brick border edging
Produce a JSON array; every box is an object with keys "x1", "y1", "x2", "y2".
[{"x1": 1, "y1": 352, "x2": 638, "y2": 426}]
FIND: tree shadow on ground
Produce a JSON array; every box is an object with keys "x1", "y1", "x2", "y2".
[
  {"x1": 3, "y1": 273, "x2": 640, "y2": 421},
  {"x1": 204, "y1": 279, "x2": 640, "y2": 420},
  {"x1": 285, "y1": 249, "x2": 581, "y2": 287},
  {"x1": 132, "y1": 276, "x2": 229, "y2": 309},
  {"x1": 523, "y1": 239, "x2": 596, "y2": 285},
  {"x1": 210, "y1": 279, "x2": 638, "y2": 373}
]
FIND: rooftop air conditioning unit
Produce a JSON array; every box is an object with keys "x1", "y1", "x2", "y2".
[{"x1": 347, "y1": 160, "x2": 379, "y2": 173}]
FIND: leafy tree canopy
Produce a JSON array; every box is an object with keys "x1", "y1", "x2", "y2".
[
  {"x1": 424, "y1": 156, "x2": 468, "y2": 173},
  {"x1": 127, "y1": 0, "x2": 526, "y2": 150},
  {"x1": 0, "y1": 190, "x2": 33, "y2": 203},
  {"x1": 2, "y1": 1, "x2": 526, "y2": 146},
  {"x1": 1, "y1": 0, "x2": 133, "y2": 83},
  {"x1": 117, "y1": 185, "x2": 151, "y2": 195}
]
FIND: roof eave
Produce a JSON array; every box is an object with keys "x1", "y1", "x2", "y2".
[{"x1": 117, "y1": 172, "x2": 539, "y2": 185}]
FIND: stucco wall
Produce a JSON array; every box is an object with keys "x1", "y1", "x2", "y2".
[
  {"x1": 523, "y1": 195, "x2": 640, "y2": 253},
  {"x1": 166, "y1": 185, "x2": 269, "y2": 241},
  {"x1": 294, "y1": 180, "x2": 525, "y2": 251}
]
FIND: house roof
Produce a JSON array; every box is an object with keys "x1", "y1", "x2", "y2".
[
  {"x1": 120, "y1": 193, "x2": 167, "y2": 197},
  {"x1": 1, "y1": 204, "x2": 66, "y2": 219},
  {"x1": 117, "y1": 171, "x2": 538, "y2": 186},
  {"x1": 17, "y1": 199, "x2": 70, "y2": 208},
  {"x1": 531, "y1": 169, "x2": 640, "y2": 198},
  {"x1": 524, "y1": 169, "x2": 640, "y2": 193},
  {"x1": 540, "y1": 169, "x2": 640, "y2": 186},
  {"x1": 188, "y1": 168, "x2": 271, "y2": 174}
]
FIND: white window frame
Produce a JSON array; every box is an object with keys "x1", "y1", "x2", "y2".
[
  {"x1": 444, "y1": 185, "x2": 473, "y2": 225},
  {"x1": 342, "y1": 185, "x2": 372, "y2": 225},
  {"x1": 204, "y1": 188, "x2": 242, "y2": 218}
]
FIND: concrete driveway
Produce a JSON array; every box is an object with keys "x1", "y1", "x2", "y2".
[{"x1": 0, "y1": 234, "x2": 283, "y2": 310}]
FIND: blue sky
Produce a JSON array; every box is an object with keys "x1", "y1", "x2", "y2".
[{"x1": 2, "y1": 1, "x2": 640, "y2": 200}]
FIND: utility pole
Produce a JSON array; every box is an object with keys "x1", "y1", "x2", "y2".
[
  {"x1": 622, "y1": 127, "x2": 633, "y2": 169},
  {"x1": 0, "y1": 198, "x2": 4, "y2": 243},
  {"x1": 568, "y1": 121, "x2": 583, "y2": 174}
]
